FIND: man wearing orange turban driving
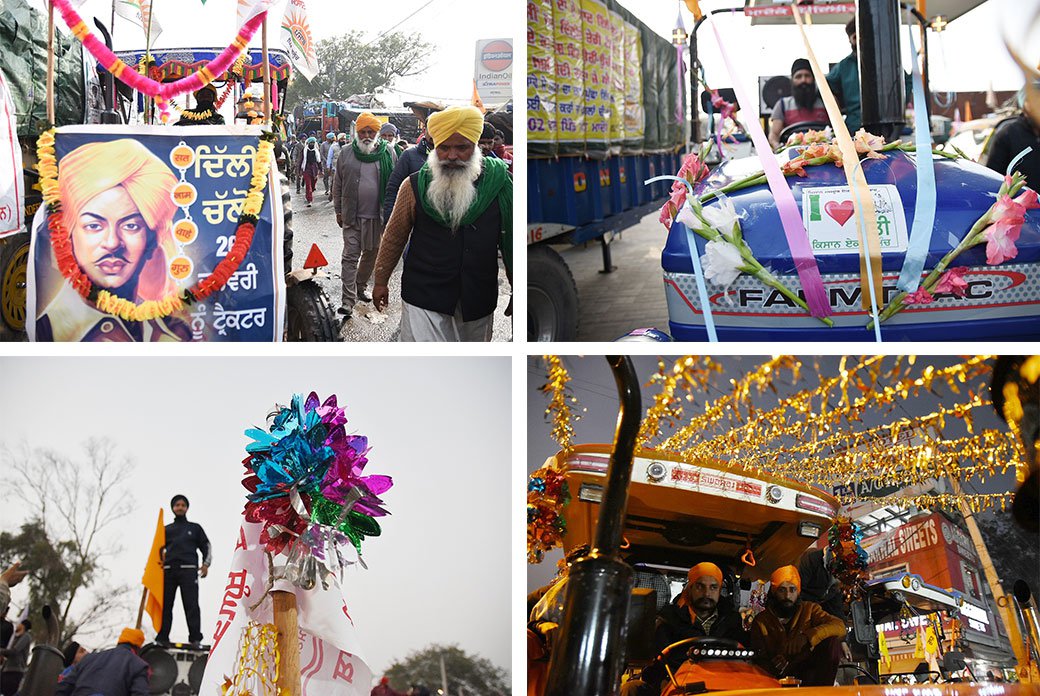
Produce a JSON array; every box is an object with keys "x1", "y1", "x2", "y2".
[
  {"x1": 749, "y1": 565, "x2": 847, "y2": 686},
  {"x1": 372, "y1": 105, "x2": 511, "y2": 341},
  {"x1": 621, "y1": 562, "x2": 747, "y2": 696}
]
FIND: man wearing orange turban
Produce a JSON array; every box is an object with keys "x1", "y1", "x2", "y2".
[
  {"x1": 55, "y1": 627, "x2": 149, "y2": 696},
  {"x1": 621, "y1": 562, "x2": 747, "y2": 696},
  {"x1": 332, "y1": 112, "x2": 398, "y2": 324},
  {"x1": 35, "y1": 139, "x2": 191, "y2": 342},
  {"x1": 372, "y1": 105, "x2": 512, "y2": 342},
  {"x1": 749, "y1": 564, "x2": 847, "y2": 686}
]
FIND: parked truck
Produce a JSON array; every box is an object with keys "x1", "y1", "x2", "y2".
[{"x1": 526, "y1": 0, "x2": 685, "y2": 341}]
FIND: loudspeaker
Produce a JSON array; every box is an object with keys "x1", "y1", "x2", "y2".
[
  {"x1": 759, "y1": 75, "x2": 792, "y2": 117},
  {"x1": 140, "y1": 644, "x2": 209, "y2": 695}
]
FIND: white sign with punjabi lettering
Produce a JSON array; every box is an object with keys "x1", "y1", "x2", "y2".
[{"x1": 801, "y1": 184, "x2": 909, "y2": 256}]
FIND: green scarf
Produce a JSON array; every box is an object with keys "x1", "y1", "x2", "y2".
[
  {"x1": 351, "y1": 138, "x2": 394, "y2": 203},
  {"x1": 416, "y1": 156, "x2": 512, "y2": 275}
]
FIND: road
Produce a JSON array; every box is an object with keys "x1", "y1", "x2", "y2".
[{"x1": 287, "y1": 183, "x2": 514, "y2": 342}]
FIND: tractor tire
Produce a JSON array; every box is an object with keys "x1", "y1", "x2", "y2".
[
  {"x1": 285, "y1": 279, "x2": 338, "y2": 342},
  {"x1": 528, "y1": 244, "x2": 579, "y2": 342},
  {"x1": 0, "y1": 232, "x2": 30, "y2": 338},
  {"x1": 278, "y1": 170, "x2": 294, "y2": 269}
]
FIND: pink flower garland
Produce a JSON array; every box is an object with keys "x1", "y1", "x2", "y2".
[{"x1": 51, "y1": 0, "x2": 264, "y2": 103}]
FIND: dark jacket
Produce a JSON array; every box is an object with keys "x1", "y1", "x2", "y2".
[
  {"x1": 748, "y1": 599, "x2": 847, "y2": 672},
  {"x1": 162, "y1": 515, "x2": 211, "y2": 569},
  {"x1": 639, "y1": 598, "x2": 749, "y2": 693},
  {"x1": 382, "y1": 138, "x2": 432, "y2": 223},
  {"x1": 983, "y1": 115, "x2": 1040, "y2": 187},
  {"x1": 54, "y1": 643, "x2": 149, "y2": 696},
  {"x1": 0, "y1": 630, "x2": 30, "y2": 672}
]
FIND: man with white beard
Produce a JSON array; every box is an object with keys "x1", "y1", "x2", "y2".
[
  {"x1": 333, "y1": 112, "x2": 397, "y2": 323},
  {"x1": 372, "y1": 105, "x2": 512, "y2": 341}
]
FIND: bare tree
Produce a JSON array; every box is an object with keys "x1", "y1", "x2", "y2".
[{"x1": 1, "y1": 438, "x2": 135, "y2": 644}]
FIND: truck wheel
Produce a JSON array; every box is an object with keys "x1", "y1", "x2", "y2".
[
  {"x1": 285, "y1": 279, "x2": 337, "y2": 342},
  {"x1": 528, "y1": 245, "x2": 579, "y2": 341},
  {"x1": 0, "y1": 233, "x2": 30, "y2": 336}
]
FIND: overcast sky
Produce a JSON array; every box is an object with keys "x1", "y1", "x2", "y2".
[
  {"x1": 526, "y1": 355, "x2": 1027, "y2": 591},
  {"x1": 66, "y1": 0, "x2": 518, "y2": 107},
  {"x1": 0, "y1": 356, "x2": 510, "y2": 684},
  {"x1": 617, "y1": 0, "x2": 1039, "y2": 101}
]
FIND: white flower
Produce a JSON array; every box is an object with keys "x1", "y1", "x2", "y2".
[
  {"x1": 674, "y1": 201, "x2": 701, "y2": 231},
  {"x1": 701, "y1": 195, "x2": 743, "y2": 238},
  {"x1": 701, "y1": 238, "x2": 745, "y2": 288}
]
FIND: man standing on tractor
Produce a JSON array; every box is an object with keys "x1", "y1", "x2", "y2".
[
  {"x1": 156, "y1": 495, "x2": 211, "y2": 648},
  {"x1": 333, "y1": 112, "x2": 397, "y2": 325}
]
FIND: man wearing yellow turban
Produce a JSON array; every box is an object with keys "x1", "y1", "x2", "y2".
[
  {"x1": 749, "y1": 565, "x2": 847, "y2": 685},
  {"x1": 332, "y1": 112, "x2": 398, "y2": 324},
  {"x1": 35, "y1": 139, "x2": 191, "y2": 342},
  {"x1": 372, "y1": 105, "x2": 512, "y2": 342},
  {"x1": 621, "y1": 561, "x2": 747, "y2": 696}
]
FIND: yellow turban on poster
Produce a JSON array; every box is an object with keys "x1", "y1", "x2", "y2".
[
  {"x1": 427, "y1": 105, "x2": 485, "y2": 147},
  {"x1": 769, "y1": 565, "x2": 802, "y2": 590},
  {"x1": 58, "y1": 138, "x2": 179, "y2": 300},
  {"x1": 354, "y1": 112, "x2": 381, "y2": 133}
]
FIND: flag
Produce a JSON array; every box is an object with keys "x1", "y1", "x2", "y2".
[
  {"x1": 115, "y1": 0, "x2": 162, "y2": 44},
  {"x1": 877, "y1": 631, "x2": 890, "y2": 666},
  {"x1": 280, "y1": 0, "x2": 320, "y2": 82},
  {"x1": 142, "y1": 509, "x2": 165, "y2": 633},
  {"x1": 924, "y1": 621, "x2": 940, "y2": 657},
  {"x1": 684, "y1": 0, "x2": 704, "y2": 21},
  {"x1": 913, "y1": 625, "x2": 925, "y2": 659},
  {"x1": 471, "y1": 81, "x2": 485, "y2": 113},
  {"x1": 200, "y1": 522, "x2": 371, "y2": 695},
  {"x1": 237, "y1": 0, "x2": 278, "y2": 30}
]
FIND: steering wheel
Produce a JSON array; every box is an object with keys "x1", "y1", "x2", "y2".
[{"x1": 779, "y1": 121, "x2": 831, "y2": 144}]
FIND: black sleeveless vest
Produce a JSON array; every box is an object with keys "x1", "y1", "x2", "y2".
[{"x1": 403, "y1": 173, "x2": 502, "y2": 321}]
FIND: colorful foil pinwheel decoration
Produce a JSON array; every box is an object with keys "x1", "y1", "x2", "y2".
[
  {"x1": 826, "y1": 516, "x2": 869, "y2": 603},
  {"x1": 242, "y1": 392, "x2": 392, "y2": 590}
]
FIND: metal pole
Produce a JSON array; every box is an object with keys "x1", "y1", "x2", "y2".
[
  {"x1": 690, "y1": 19, "x2": 701, "y2": 145},
  {"x1": 544, "y1": 356, "x2": 639, "y2": 696},
  {"x1": 857, "y1": 0, "x2": 905, "y2": 141}
]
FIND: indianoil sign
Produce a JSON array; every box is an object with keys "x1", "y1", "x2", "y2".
[{"x1": 475, "y1": 38, "x2": 513, "y2": 106}]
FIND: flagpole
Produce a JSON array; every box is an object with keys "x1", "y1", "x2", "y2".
[
  {"x1": 144, "y1": 1, "x2": 154, "y2": 124},
  {"x1": 110, "y1": 0, "x2": 116, "y2": 42},
  {"x1": 135, "y1": 588, "x2": 148, "y2": 630},
  {"x1": 261, "y1": 13, "x2": 271, "y2": 125},
  {"x1": 46, "y1": 0, "x2": 55, "y2": 124},
  {"x1": 273, "y1": 590, "x2": 301, "y2": 696}
]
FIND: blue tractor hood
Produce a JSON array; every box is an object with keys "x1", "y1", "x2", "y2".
[{"x1": 662, "y1": 150, "x2": 1040, "y2": 341}]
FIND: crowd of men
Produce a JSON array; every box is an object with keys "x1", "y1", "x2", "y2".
[{"x1": 282, "y1": 105, "x2": 513, "y2": 342}]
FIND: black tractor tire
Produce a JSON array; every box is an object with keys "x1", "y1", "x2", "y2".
[
  {"x1": 528, "y1": 244, "x2": 579, "y2": 342},
  {"x1": 286, "y1": 279, "x2": 338, "y2": 342},
  {"x1": 278, "y1": 170, "x2": 294, "y2": 269},
  {"x1": 0, "y1": 232, "x2": 31, "y2": 338}
]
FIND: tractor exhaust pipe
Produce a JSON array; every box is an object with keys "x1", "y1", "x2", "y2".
[
  {"x1": 857, "y1": 0, "x2": 905, "y2": 142},
  {"x1": 1013, "y1": 580, "x2": 1040, "y2": 669},
  {"x1": 545, "y1": 356, "x2": 640, "y2": 696}
]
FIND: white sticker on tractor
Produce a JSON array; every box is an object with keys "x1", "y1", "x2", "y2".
[{"x1": 801, "y1": 185, "x2": 909, "y2": 256}]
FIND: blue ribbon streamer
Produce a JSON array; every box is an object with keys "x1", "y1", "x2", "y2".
[
  {"x1": 1007, "y1": 146, "x2": 1033, "y2": 177},
  {"x1": 645, "y1": 174, "x2": 718, "y2": 342},
  {"x1": 896, "y1": 22, "x2": 937, "y2": 293}
]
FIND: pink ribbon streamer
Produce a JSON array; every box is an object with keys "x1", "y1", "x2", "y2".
[
  {"x1": 52, "y1": 0, "x2": 265, "y2": 102},
  {"x1": 707, "y1": 19, "x2": 831, "y2": 318}
]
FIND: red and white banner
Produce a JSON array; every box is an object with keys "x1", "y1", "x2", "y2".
[
  {"x1": 201, "y1": 521, "x2": 371, "y2": 695},
  {"x1": 0, "y1": 68, "x2": 23, "y2": 238}
]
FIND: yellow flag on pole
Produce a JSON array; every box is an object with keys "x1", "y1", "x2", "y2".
[
  {"x1": 878, "y1": 632, "x2": 891, "y2": 666},
  {"x1": 472, "y1": 80, "x2": 486, "y2": 114},
  {"x1": 142, "y1": 509, "x2": 165, "y2": 633},
  {"x1": 913, "y1": 625, "x2": 926, "y2": 658},
  {"x1": 684, "y1": 0, "x2": 704, "y2": 21}
]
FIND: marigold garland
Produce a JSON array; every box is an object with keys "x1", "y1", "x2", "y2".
[{"x1": 36, "y1": 128, "x2": 275, "y2": 321}]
